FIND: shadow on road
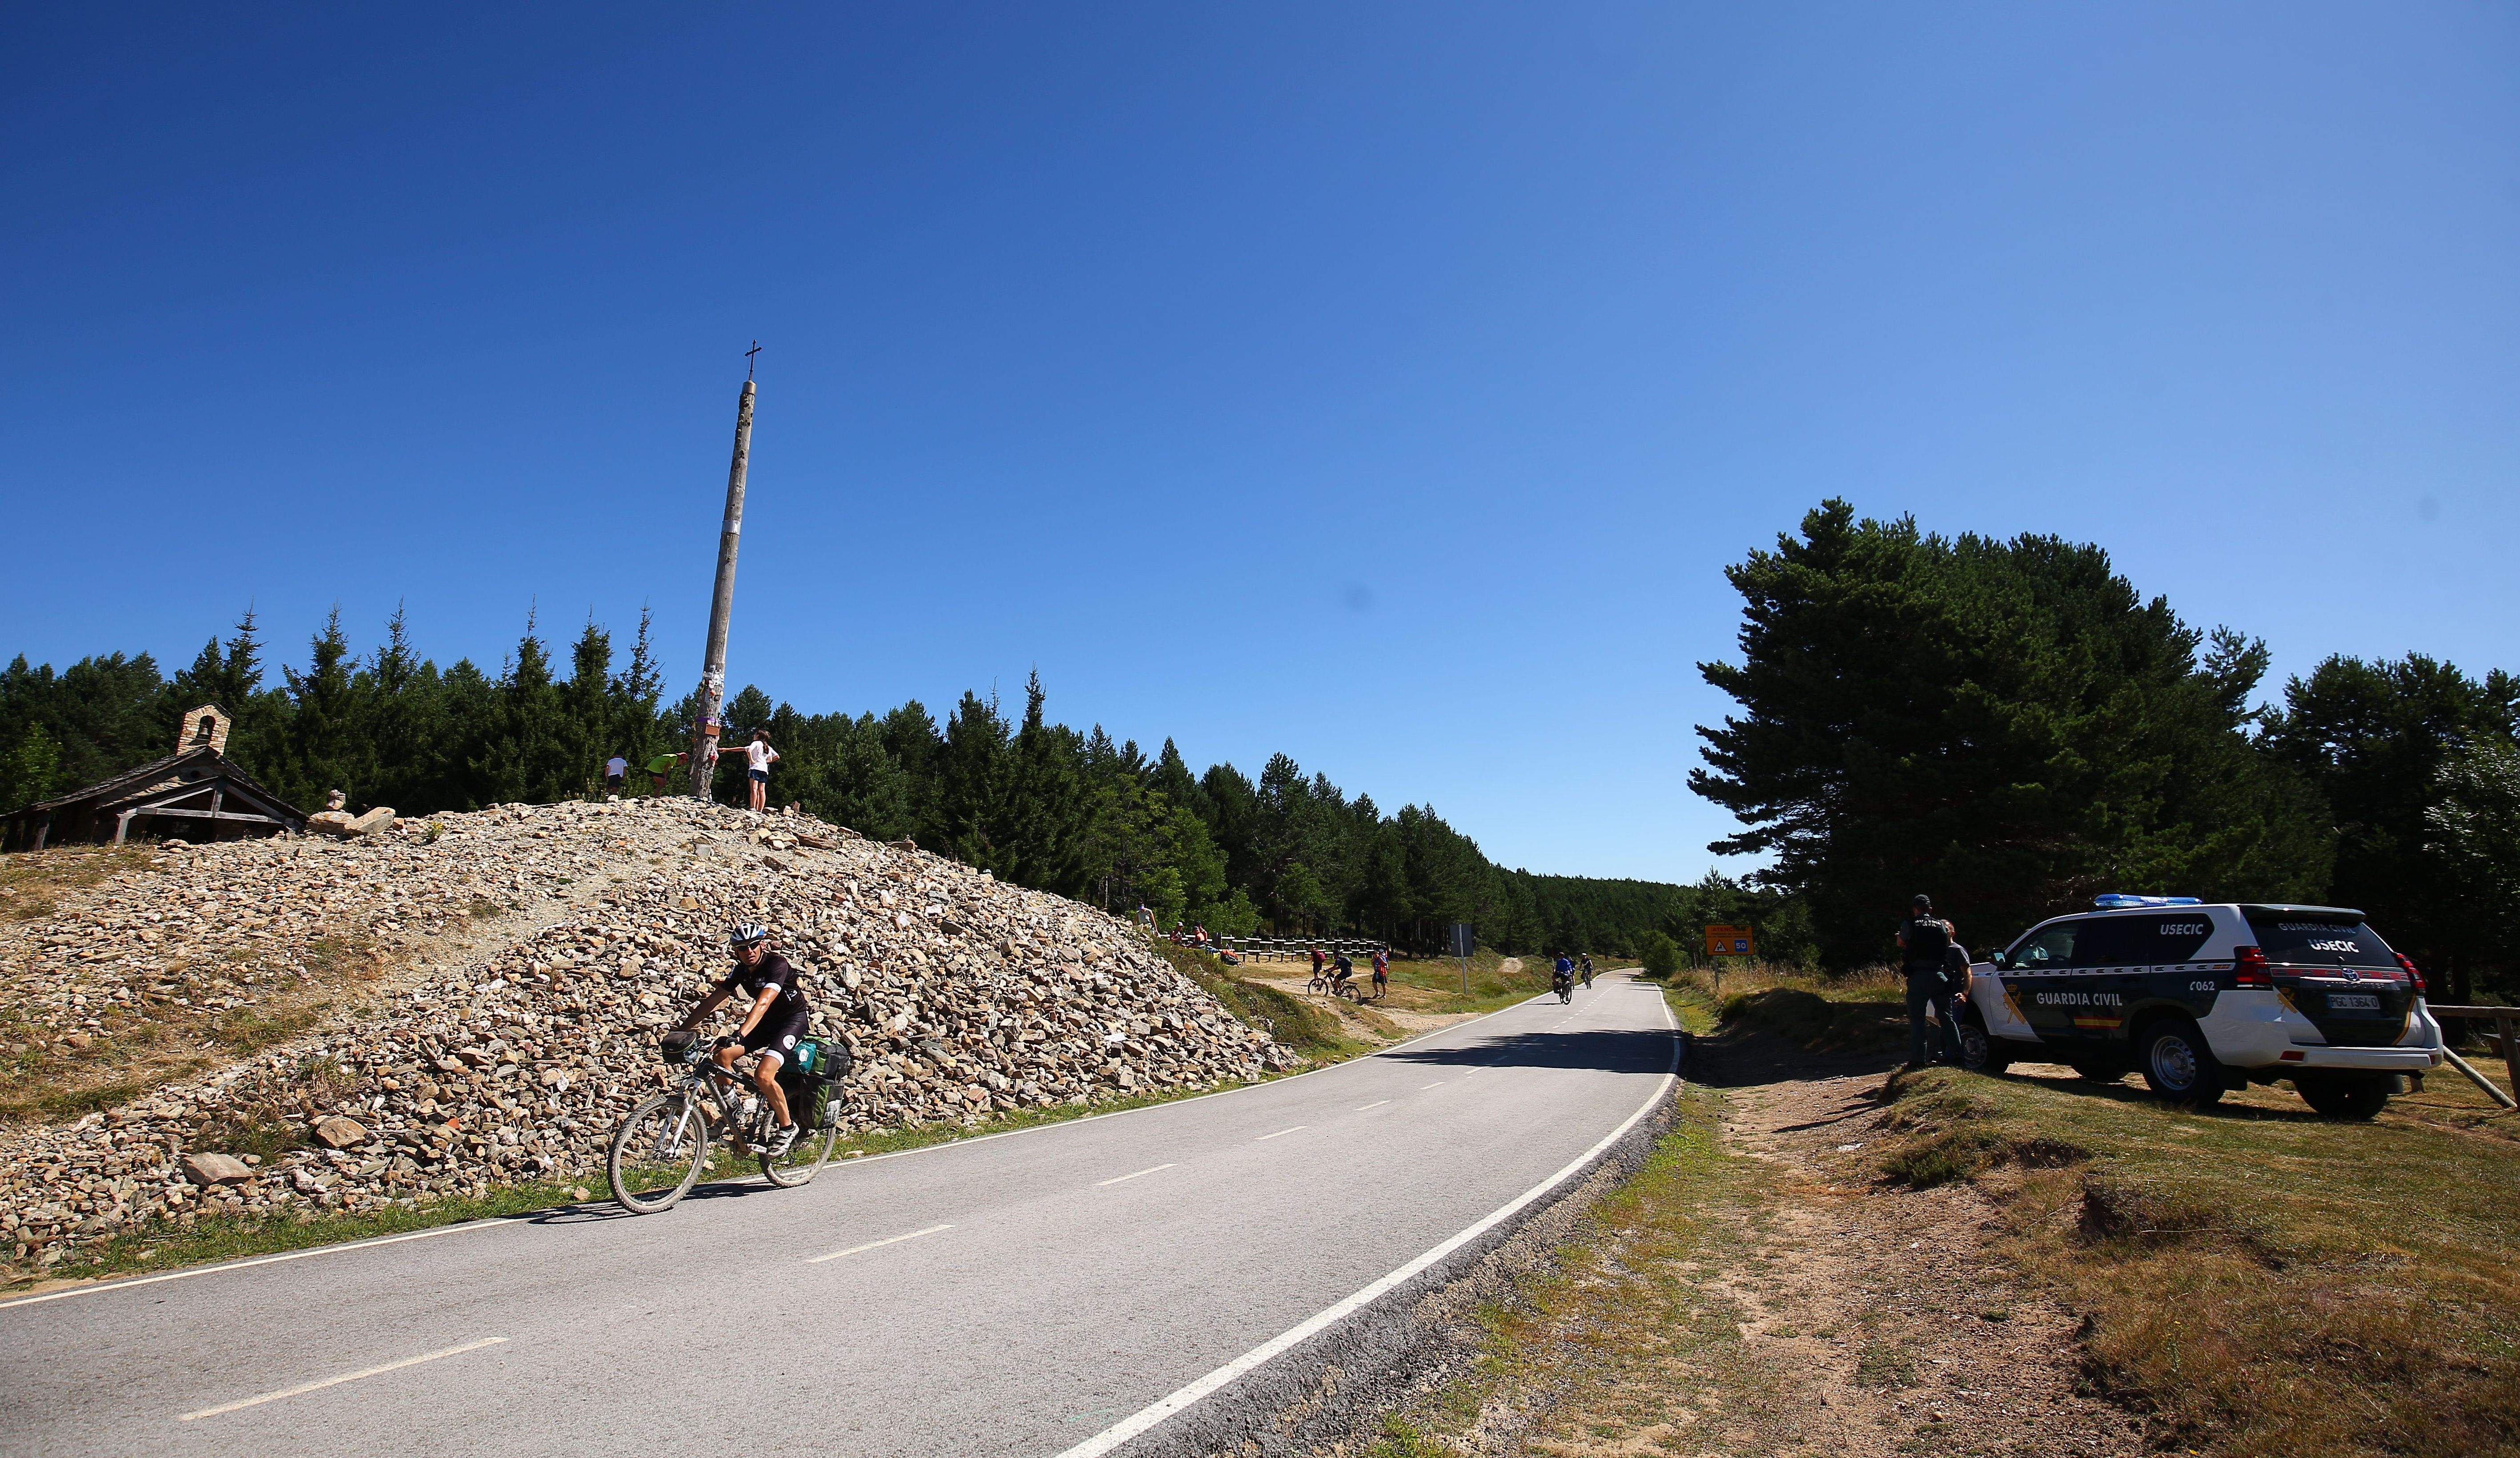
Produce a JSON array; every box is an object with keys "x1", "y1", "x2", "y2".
[
  {"x1": 1386, "y1": 1028, "x2": 1681, "y2": 1076},
  {"x1": 520, "y1": 1176, "x2": 782, "y2": 1226}
]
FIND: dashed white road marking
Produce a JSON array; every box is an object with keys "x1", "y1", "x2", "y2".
[
  {"x1": 804, "y1": 1223, "x2": 953, "y2": 1264},
  {"x1": 1255, "y1": 1126, "x2": 1306, "y2": 1141},
  {"x1": 1419, "y1": 1081, "x2": 1445, "y2": 1089},
  {"x1": 177, "y1": 1337, "x2": 508, "y2": 1421},
  {"x1": 1096, "y1": 1163, "x2": 1176, "y2": 1187},
  {"x1": 1354, "y1": 1100, "x2": 1390, "y2": 1111}
]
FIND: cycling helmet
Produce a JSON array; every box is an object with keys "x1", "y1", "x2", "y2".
[{"x1": 727, "y1": 922, "x2": 771, "y2": 948}]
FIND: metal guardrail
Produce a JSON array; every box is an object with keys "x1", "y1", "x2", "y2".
[{"x1": 1241, "y1": 938, "x2": 1389, "y2": 962}]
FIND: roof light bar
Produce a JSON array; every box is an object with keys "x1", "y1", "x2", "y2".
[{"x1": 2092, "y1": 894, "x2": 2203, "y2": 909}]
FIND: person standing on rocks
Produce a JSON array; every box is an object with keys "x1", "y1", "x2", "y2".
[
  {"x1": 1897, "y1": 894, "x2": 1962, "y2": 1071},
  {"x1": 740, "y1": 730, "x2": 780, "y2": 813},
  {"x1": 603, "y1": 754, "x2": 628, "y2": 794},
  {"x1": 643, "y1": 750, "x2": 688, "y2": 795},
  {"x1": 672, "y1": 922, "x2": 810, "y2": 1155}
]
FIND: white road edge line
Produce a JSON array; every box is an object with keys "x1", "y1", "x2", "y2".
[
  {"x1": 804, "y1": 1223, "x2": 953, "y2": 1264},
  {"x1": 1096, "y1": 1163, "x2": 1176, "y2": 1187},
  {"x1": 0, "y1": 1214, "x2": 542, "y2": 1311},
  {"x1": 177, "y1": 1336, "x2": 508, "y2": 1422},
  {"x1": 1054, "y1": 989, "x2": 1680, "y2": 1458},
  {"x1": 1254, "y1": 1126, "x2": 1305, "y2": 1141},
  {"x1": 1355, "y1": 1100, "x2": 1390, "y2": 1111},
  {"x1": 3, "y1": 982, "x2": 1594, "y2": 1313}
]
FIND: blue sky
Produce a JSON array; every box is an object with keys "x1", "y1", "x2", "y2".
[{"x1": 3, "y1": 4, "x2": 2515, "y2": 883}]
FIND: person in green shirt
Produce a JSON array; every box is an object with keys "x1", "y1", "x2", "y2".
[{"x1": 644, "y1": 750, "x2": 688, "y2": 794}]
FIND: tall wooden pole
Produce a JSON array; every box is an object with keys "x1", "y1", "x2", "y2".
[{"x1": 688, "y1": 362, "x2": 757, "y2": 797}]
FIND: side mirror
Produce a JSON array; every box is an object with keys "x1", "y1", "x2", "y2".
[{"x1": 1988, "y1": 951, "x2": 2009, "y2": 971}]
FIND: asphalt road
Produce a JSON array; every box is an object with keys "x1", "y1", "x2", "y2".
[{"x1": 0, "y1": 975, "x2": 1677, "y2": 1458}]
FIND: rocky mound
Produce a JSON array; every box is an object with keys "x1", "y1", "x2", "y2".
[{"x1": 1, "y1": 799, "x2": 1294, "y2": 1275}]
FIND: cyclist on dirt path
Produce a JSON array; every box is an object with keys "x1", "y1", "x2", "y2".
[
  {"x1": 671, "y1": 923, "x2": 810, "y2": 1155},
  {"x1": 1310, "y1": 944, "x2": 1326, "y2": 980},
  {"x1": 1331, "y1": 951, "x2": 1358, "y2": 996}
]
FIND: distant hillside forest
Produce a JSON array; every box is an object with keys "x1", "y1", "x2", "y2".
[
  {"x1": 1695, "y1": 500, "x2": 2520, "y2": 999},
  {"x1": 0, "y1": 608, "x2": 1781, "y2": 958}
]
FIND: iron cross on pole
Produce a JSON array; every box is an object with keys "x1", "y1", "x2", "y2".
[{"x1": 746, "y1": 340, "x2": 761, "y2": 381}]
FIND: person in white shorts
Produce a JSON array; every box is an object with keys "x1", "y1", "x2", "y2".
[{"x1": 741, "y1": 730, "x2": 779, "y2": 812}]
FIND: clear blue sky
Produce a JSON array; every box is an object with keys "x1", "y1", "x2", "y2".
[{"x1": 4, "y1": 4, "x2": 2515, "y2": 883}]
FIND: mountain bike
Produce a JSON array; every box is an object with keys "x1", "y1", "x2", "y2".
[{"x1": 607, "y1": 1032, "x2": 843, "y2": 1214}]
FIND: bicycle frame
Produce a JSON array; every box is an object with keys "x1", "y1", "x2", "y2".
[{"x1": 655, "y1": 1052, "x2": 779, "y2": 1155}]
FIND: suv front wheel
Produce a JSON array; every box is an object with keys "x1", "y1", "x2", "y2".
[
  {"x1": 1955, "y1": 1020, "x2": 2011, "y2": 1074},
  {"x1": 2136, "y1": 1017, "x2": 2223, "y2": 1107}
]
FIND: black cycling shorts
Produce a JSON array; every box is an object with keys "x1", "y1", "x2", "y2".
[{"x1": 741, "y1": 1006, "x2": 811, "y2": 1064}]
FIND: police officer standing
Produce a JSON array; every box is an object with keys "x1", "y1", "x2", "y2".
[{"x1": 1897, "y1": 894, "x2": 1963, "y2": 1071}]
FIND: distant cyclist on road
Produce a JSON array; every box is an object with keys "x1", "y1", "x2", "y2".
[
  {"x1": 1580, "y1": 954, "x2": 1595, "y2": 989},
  {"x1": 671, "y1": 923, "x2": 809, "y2": 1155},
  {"x1": 1552, "y1": 952, "x2": 1575, "y2": 1003}
]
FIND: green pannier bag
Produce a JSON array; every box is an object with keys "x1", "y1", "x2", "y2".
[{"x1": 777, "y1": 1037, "x2": 853, "y2": 1130}]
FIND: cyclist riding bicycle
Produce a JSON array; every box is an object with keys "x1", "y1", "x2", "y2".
[
  {"x1": 672, "y1": 922, "x2": 811, "y2": 1156},
  {"x1": 1331, "y1": 952, "x2": 1358, "y2": 995},
  {"x1": 1551, "y1": 952, "x2": 1575, "y2": 1001},
  {"x1": 1580, "y1": 954, "x2": 1595, "y2": 989}
]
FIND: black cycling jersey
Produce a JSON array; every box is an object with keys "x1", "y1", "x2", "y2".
[{"x1": 719, "y1": 950, "x2": 811, "y2": 1017}]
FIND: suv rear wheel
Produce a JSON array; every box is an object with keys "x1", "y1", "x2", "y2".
[
  {"x1": 2136, "y1": 1017, "x2": 2223, "y2": 1107},
  {"x1": 2294, "y1": 1072, "x2": 2390, "y2": 1121}
]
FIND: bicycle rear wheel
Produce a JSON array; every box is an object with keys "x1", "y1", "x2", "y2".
[
  {"x1": 608, "y1": 1093, "x2": 709, "y2": 1214},
  {"x1": 760, "y1": 1120, "x2": 839, "y2": 1187}
]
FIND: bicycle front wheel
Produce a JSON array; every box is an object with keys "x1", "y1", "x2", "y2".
[
  {"x1": 761, "y1": 1121, "x2": 838, "y2": 1187},
  {"x1": 608, "y1": 1092, "x2": 709, "y2": 1214}
]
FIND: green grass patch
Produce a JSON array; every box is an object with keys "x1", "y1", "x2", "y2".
[{"x1": 1148, "y1": 940, "x2": 1364, "y2": 1059}]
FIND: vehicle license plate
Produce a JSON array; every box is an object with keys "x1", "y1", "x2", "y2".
[{"x1": 2328, "y1": 992, "x2": 2382, "y2": 1012}]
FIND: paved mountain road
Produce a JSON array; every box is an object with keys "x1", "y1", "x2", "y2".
[{"x1": 0, "y1": 976, "x2": 1677, "y2": 1457}]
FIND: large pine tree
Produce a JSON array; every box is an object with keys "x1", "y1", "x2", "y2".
[{"x1": 1693, "y1": 500, "x2": 2331, "y2": 967}]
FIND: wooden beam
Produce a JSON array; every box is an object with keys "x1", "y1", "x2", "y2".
[{"x1": 126, "y1": 806, "x2": 283, "y2": 825}]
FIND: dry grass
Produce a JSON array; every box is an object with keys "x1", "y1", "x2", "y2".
[
  {"x1": 1879, "y1": 1065, "x2": 2520, "y2": 1456},
  {"x1": 1365, "y1": 1082, "x2": 1753, "y2": 1458},
  {"x1": 0, "y1": 846, "x2": 151, "y2": 923},
  {"x1": 1668, "y1": 962, "x2": 1910, "y2": 1057},
  {"x1": 0, "y1": 929, "x2": 396, "y2": 1124}
]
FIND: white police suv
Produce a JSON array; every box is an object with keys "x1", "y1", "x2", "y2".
[{"x1": 1954, "y1": 896, "x2": 2446, "y2": 1118}]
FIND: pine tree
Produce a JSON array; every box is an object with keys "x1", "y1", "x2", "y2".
[
  {"x1": 279, "y1": 607, "x2": 370, "y2": 808},
  {"x1": 1693, "y1": 500, "x2": 2332, "y2": 966}
]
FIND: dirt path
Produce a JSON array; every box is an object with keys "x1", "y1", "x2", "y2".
[
  {"x1": 1681, "y1": 1034, "x2": 2145, "y2": 1458},
  {"x1": 1387, "y1": 1025, "x2": 2146, "y2": 1457}
]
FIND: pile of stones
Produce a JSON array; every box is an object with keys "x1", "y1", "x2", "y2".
[{"x1": 0, "y1": 799, "x2": 1294, "y2": 1274}]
